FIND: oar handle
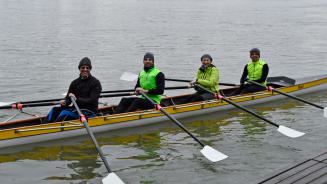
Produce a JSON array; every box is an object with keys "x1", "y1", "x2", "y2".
[
  {"x1": 70, "y1": 96, "x2": 112, "y2": 173},
  {"x1": 139, "y1": 91, "x2": 205, "y2": 147},
  {"x1": 248, "y1": 80, "x2": 324, "y2": 109},
  {"x1": 194, "y1": 84, "x2": 279, "y2": 127}
]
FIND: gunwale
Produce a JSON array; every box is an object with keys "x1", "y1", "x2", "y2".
[{"x1": 0, "y1": 75, "x2": 327, "y2": 148}]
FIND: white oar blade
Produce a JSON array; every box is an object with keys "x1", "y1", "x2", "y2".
[
  {"x1": 102, "y1": 172, "x2": 125, "y2": 184},
  {"x1": 324, "y1": 107, "x2": 327, "y2": 118},
  {"x1": 200, "y1": 145, "x2": 228, "y2": 162},
  {"x1": 0, "y1": 102, "x2": 14, "y2": 107},
  {"x1": 277, "y1": 125, "x2": 305, "y2": 138},
  {"x1": 120, "y1": 72, "x2": 138, "y2": 82}
]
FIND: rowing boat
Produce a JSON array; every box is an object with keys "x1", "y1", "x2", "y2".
[{"x1": 1, "y1": 74, "x2": 326, "y2": 148}]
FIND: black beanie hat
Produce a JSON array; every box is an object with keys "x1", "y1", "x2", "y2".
[
  {"x1": 250, "y1": 48, "x2": 260, "y2": 55},
  {"x1": 78, "y1": 57, "x2": 92, "y2": 69},
  {"x1": 200, "y1": 54, "x2": 213, "y2": 61},
  {"x1": 143, "y1": 52, "x2": 154, "y2": 62}
]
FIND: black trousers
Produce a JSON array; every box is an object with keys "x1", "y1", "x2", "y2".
[
  {"x1": 238, "y1": 84, "x2": 266, "y2": 94},
  {"x1": 115, "y1": 97, "x2": 154, "y2": 113},
  {"x1": 182, "y1": 92, "x2": 215, "y2": 103},
  {"x1": 45, "y1": 106, "x2": 95, "y2": 123}
]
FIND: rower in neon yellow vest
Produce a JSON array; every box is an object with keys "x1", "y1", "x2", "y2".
[
  {"x1": 115, "y1": 52, "x2": 165, "y2": 113},
  {"x1": 239, "y1": 48, "x2": 269, "y2": 94}
]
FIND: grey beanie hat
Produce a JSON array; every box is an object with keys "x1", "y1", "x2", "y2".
[
  {"x1": 78, "y1": 57, "x2": 92, "y2": 69},
  {"x1": 143, "y1": 52, "x2": 154, "y2": 62},
  {"x1": 200, "y1": 54, "x2": 213, "y2": 61}
]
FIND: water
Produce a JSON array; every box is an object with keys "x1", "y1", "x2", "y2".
[{"x1": 0, "y1": 0, "x2": 327, "y2": 183}]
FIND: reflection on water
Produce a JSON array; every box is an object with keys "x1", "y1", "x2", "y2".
[{"x1": 0, "y1": 114, "x2": 232, "y2": 183}]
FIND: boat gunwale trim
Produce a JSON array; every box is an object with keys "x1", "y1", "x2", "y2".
[{"x1": 15, "y1": 124, "x2": 84, "y2": 133}]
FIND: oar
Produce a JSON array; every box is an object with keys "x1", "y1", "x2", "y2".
[
  {"x1": 101, "y1": 86, "x2": 191, "y2": 94},
  {"x1": 101, "y1": 92, "x2": 135, "y2": 98},
  {"x1": 120, "y1": 72, "x2": 237, "y2": 86},
  {"x1": 0, "y1": 101, "x2": 61, "y2": 110},
  {"x1": 165, "y1": 78, "x2": 191, "y2": 83},
  {"x1": 139, "y1": 91, "x2": 228, "y2": 162},
  {"x1": 0, "y1": 98, "x2": 64, "y2": 107},
  {"x1": 70, "y1": 96, "x2": 125, "y2": 184},
  {"x1": 0, "y1": 92, "x2": 137, "y2": 110},
  {"x1": 195, "y1": 84, "x2": 305, "y2": 138},
  {"x1": 165, "y1": 78, "x2": 238, "y2": 86},
  {"x1": 247, "y1": 80, "x2": 327, "y2": 118}
]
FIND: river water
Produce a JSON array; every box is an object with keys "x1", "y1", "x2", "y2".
[{"x1": 0, "y1": 0, "x2": 327, "y2": 183}]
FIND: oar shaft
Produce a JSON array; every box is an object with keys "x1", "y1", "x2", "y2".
[
  {"x1": 219, "y1": 82, "x2": 238, "y2": 86},
  {"x1": 166, "y1": 86, "x2": 191, "y2": 90},
  {"x1": 2, "y1": 85, "x2": 192, "y2": 108},
  {"x1": 0, "y1": 102, "x2": 60, "y2": 110},
  {"x1": 70, "y1": 96, "x2": 112, "y2": 173},
  {"x1": 166, "y1": 78, "x2": 237, "y2": 86},
  {"x1": 139, "y1": 91, "x2": 205, "y2": 147},
  {"x1": 100, "y1": 92, "x2": 135, "y2": 98},
  {"x1": 165, "y1": 78, "x2": 191, "y2": 82},
  {"x1": 102, "y1": 89, "x2": 134, "y2": 93},
  {"x1": 221, "y1": 96, "x2": 279, "y2": 127},
  {"x1": 194, "y1": 84, "x2": 279, "y2": 127},
  {"x1": 101, "y1": 86, "x2": 191, "y2": 94},
  {"x1": 160, "y1": 106, "x2": 205, "y2": 147},
  {"x1": 248, "y1": 80, "x2": 324, "y2": 109},
  {"x1": 19, "y1": 98, "x2": 63, "y2": 104},
  {"x1": 273, "y1": 89, "x2": 323, "y2": 109}
]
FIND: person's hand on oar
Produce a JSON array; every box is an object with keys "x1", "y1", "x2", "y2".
[
  {"x1": 195, "y1": 84, "x2": 305, "y2": 138},
  {"x1": 247, "y1": 80, "x2": 327, "y2": 118},
  {"x1": 139, "y1": 91, "x2": 228, "y2": 162},
  {"x1": 134, "y1": 87, "x2": 148, "y2": 95}
]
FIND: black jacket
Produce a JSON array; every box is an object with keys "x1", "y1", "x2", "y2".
[{"x1": 64, "y1": 75, "x2": 102, "y2": 113}]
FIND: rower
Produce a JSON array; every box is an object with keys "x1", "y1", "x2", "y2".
[
  {"x1": 183, "y1": 54, "x2": 220, "y2": 103},
  {"x1": 114, "y1": 52, "x2": 165, "y2": 113},
  {"x1": 238, "y1": 48, "x2": 269, "y2": 94},
  {"x1": 46, "y1": 57, "x2": 102, "y2": 122}
]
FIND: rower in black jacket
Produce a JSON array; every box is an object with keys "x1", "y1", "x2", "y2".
[{"x1": 46, "y1": 57, "x2": 102, "y2": 122}]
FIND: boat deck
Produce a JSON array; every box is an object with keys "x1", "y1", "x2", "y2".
[{"x1": 257, "y1": 152, "x2": 327, "y2": 184}]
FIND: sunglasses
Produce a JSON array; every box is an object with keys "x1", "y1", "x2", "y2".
[{"x1": 80, "y1": 66, "x2": 90, "y2": 70}]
